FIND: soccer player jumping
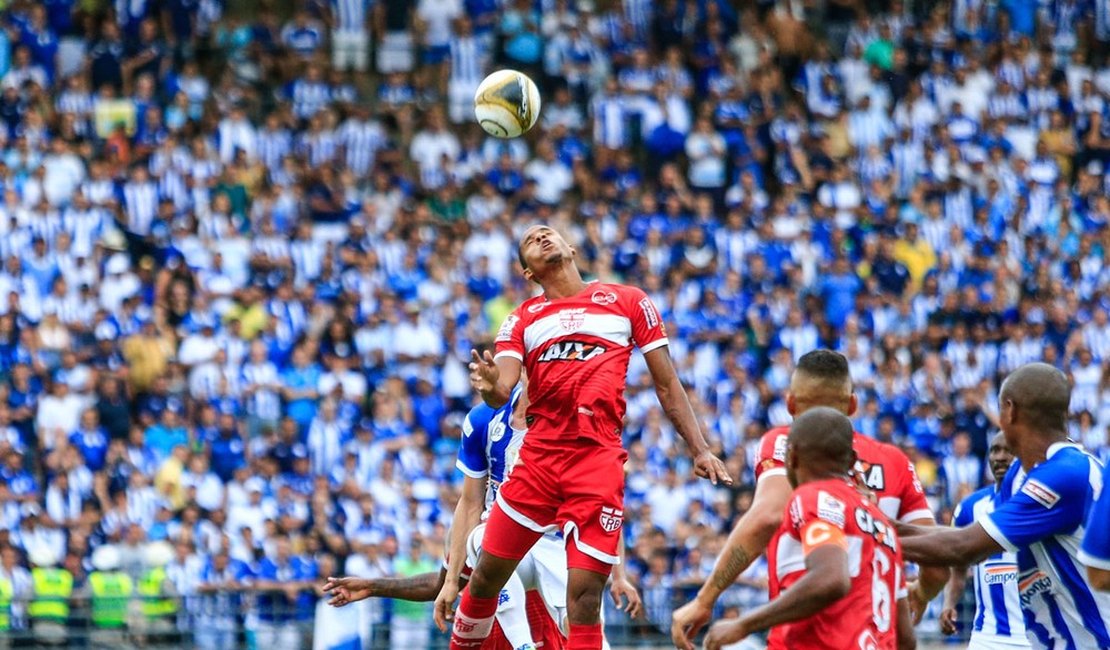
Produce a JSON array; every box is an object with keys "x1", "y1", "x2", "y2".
[{"x1": 452, "y1": 225, "x2": 732, "y2": 650}]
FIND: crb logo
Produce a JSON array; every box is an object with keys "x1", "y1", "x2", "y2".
[
  {"x1": 854, "y1": 507, "x2": 898, "y2": 552},
  {"x1": 855, "y1": 460, "x2": 886, "y2": 491},
  {"x1": 558, "y1": 308, "x2": 587, "y2": 332},
  {"x1": 537, "y1": 341, "x2": 606, "y2": 362}
]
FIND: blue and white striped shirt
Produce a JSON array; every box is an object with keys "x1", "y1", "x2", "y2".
[
  {"x1": 981, "y1": 443, "x2": 1110, "y2": 649},
  {"x1": 123, "y1": 181, "x2": 158, "y2": 236},
  {"x1": 449, "y1": 36, "x2": 486, "y2": 84},
  {"x1": 954, "y1": 485, "x2": 1030, "y2": 647},
  {"x1": 1080, "y1": 462, "x2": 1110, "y2": 572},
  {"x1": 331, "y1": 0, "x2": 371, "y2": 33}
]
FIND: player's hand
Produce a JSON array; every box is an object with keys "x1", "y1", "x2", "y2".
[
  {"x1": 939, "y1": 606, "x2": 958, "y2": 636},
  {"x1": 469, "y1": 349, "x2": 500, "y2": 395},
  {"x1": 906, "y1": 580, "x2": 928, "y2": 625},
  {"x1": 705, "y1": 617, "x2": 749, "y2": 650},
  {"x1": 693, "y1": 450, "x2": 733, "y2": 486},
  {"x1": 323, "y1": 576, "x2": 372, "y2": 607},
  {"x1": 609, "y1": 574, "x2": 643, "y2": 619},
  {"x1": 433, "y1": 580, "x2": 460, "y2": 632},
  {"x1": 670, "y1": 597, "x2": 713, "y2": 650}
]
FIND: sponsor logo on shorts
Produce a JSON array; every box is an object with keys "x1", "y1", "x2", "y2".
[
  {"x1": 638, "y1": 298, "x2": 659, "y2": 328},
  {"x1": 599, "y1": 506, "x2": 623, "y2": 533},
  {"x1": 817, "y1": 490, "x2": 846, "y2": 527},
  {"x1": 496, "y1": 314, "x2": 519, "y2": 342},
  {"x1": 454, "y1": 618, "x2": 477, "y2": 634},
  {"x1": 558, "y1": 308, "x2": 587, "y2": 332},
  {"x1": 591, "y1": 290, "x2": 617, "y2": 305},
  {"x1": 537, "y1": 341, "x2": 607, "y2": 362},
  {"x1": 1021, "y1": 478, "x2": 1060, "y2": 509}
]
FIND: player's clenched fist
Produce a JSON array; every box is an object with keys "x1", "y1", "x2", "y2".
[
  {"x1": 469, "y1": 349, "x2": 499, "y2": 394},
  {"x1": 693, "y1": 450, "x2": 733, "y2": 486},
  {"x1": 670, "y1": 597, "x2": 712, "y2": 650}
]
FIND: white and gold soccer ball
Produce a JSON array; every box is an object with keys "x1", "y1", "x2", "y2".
[{"x1": 473, "y1": 69, "x2": 541, "y2": 138}]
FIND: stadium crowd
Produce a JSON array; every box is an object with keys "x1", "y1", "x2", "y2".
[{"x1": 0, "y1": 0, "x2": 1109, "y2": 646}]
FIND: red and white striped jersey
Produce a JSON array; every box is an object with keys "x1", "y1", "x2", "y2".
[{"x1": 493, "y1": 282, "x2": 668, "y2": 448}]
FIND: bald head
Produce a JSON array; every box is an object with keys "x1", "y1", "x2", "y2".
[
  {"x1": 787, "y1": 406, "x2": 857, "y2": 486},
  {"x1": 1000, "y1": 362, "x2": 1070, "y2": 435},
  {"x1": 789, "y1": 349, "x2": 854, "y2": 415}
]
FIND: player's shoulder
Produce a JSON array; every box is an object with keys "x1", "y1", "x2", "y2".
[
  {"x1": 757, "y1": 425, "x2": 791, "y2": 462},
  {"x1": 959, "y1": 484, "x2": 996, "y2": 511},
  {"x1": 463, "y1": 401, "x2": 498, "y2": 438},
  {"x1": 790, "y1": 479, "x2": 859, "y2": 527},
  {"x1": 1023, "y1": 442, "x2": 1096, "y2": 501}
]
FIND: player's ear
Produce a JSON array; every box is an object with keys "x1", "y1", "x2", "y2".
[
  {"x1": 522, "y1": 267, "x2": 535, "y2": 283},
  {"x1": 785, "y1": 391, "x2": 797, "y2": 416},
  {"x1": 846, "y1": 392, "x2": 858, "y2": 417}
]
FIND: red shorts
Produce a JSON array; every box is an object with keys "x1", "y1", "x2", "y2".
[
  {"x1": 485, "y1": 437, "x2": 627, "y2": 573},
  {"x1": 484, "y1": 590, "x2": 565, "y2": 650}
]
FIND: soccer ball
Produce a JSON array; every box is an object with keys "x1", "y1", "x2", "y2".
[{"x1": 474, "y1": 69, "x2": 541, "y2": 139}]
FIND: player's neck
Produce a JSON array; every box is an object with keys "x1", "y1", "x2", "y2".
[
  {"x1": 539, "y1": 263, "x2": 588, "y2": 300},
  {"x1": 1016, "y1": 430, "x2": 1067, "y2": 472}
]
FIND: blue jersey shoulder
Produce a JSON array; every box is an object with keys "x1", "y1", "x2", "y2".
[{"x1": 954, "y1": 485, "x2": 995, "y2": 527}]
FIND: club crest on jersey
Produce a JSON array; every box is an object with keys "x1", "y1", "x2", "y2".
[
  {"x1": 489, "y1": 421, "x2": 507, "y2": 443},
  {"x1": 592, "y1": 290, "x2": 617, "y2": 305},
  {"x1": 855, "y1": 460, "x2": 886, "y2": 491},
  {"x1": 638, "y1": 298, "x2": 659, "y2": 328},
  {"x1": 496, "y1": 314, "x2": 519, "y2": 342},
  {"x1": 599, "y1": 506, "x2": 623, "y2": 533},
  {"x1": 817, "y1": 490, "x2": 846, "y2": 527},
  {"x1": 537, "y1": 341, "x2": 607, "y2": 362},
  {"x1": 1021, "y1": 478, "x2": 1060, "y2": 509},
  {"x1": 558, "y1": 308, "x2": 587, "y2": 332}
]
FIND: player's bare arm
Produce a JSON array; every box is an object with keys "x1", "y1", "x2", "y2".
[
  {"x1": 896, "y1": 598, "x2": 917, "y2": 650},
  {"x1": 671, "y1": 472, "x2": 790, "y2": 650},
  {"x1": 900, "y1": 523, "x2": 1003, "y2": 567},
  {"x1": 642, "y1": 346, "x2": 731, "y2": 486},
  {"x1": 323, "y1": 569, "x2": 448, "y2": 606},
  {"x1": 434, "y1": 472, "x2": 488, "y2": 631},
  {"x1": 939, "y1": 563, "x2": 969, "y2": 636},
  {"x1": 1088, "y1": 567, "x2": 1110, "y2": 592},
  {"x1": 703, "y1": 545, "x2": 852, "y2": 650},
  {"x1": 469, "y1": 349, "x2": 521, "y2": 408},
  {"x1": 905, "y1": 516, "x2": 950, "y2": 624},
  {"x1": 609, "y1": 528, "x2": 643, "y2": 619}
]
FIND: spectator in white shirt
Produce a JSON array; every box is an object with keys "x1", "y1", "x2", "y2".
[
  {"x1": 684, "y1": 116, "x2": 727, "y2": 194},
  {"x1": 523, "y1": 142, "x2": 573, "y2": 205}
]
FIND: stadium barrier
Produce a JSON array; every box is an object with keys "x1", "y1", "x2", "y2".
[{"x1": 0, "y1": 584, "x2": 972, "y2": 648}]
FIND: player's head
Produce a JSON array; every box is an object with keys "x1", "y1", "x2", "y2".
[
  {"x1": 785, "y1": 406, "x2": 857, "y2": 488},
  {"x1": 987, "y1": 431, "x2": 1015, "y2": 485},
  {"x1": 787, "y1": 349, "x2": 857, "y2": 418},
  {"x1": 998, "y1": 362, "x2": 1070, "y2": 451},
  {"x1": 517, "y1": 225, "x2": 576, "y2": 282}
]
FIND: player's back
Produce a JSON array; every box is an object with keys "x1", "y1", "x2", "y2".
[
  {"x1": 768, "y1": 478, "x2": 904, "y2": 650},
  {"x1": 493, "y1": 282, "x2": 668, "y2": 447},
  {"x1": 756, "y1": 427, "x2": 932, "y2": 524}
]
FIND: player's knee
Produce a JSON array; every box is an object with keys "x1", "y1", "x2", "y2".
[
  {"x1": 566, "y1": 579, "x2": 604, "y2": 625},
  {"x1": 468, "y1": 555, "x2": 519, "y2": 599}
]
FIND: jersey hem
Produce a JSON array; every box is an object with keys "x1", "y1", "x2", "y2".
[
  {"x1": 900, "y1": 509, "x2": 936, "y2": 524},
  {"x1": 639, "y1": 338, "x2": 669, "y2": 354},
  {"x1": 978, "y1": 516, "x2": 1018, "y2": 554},
  {"x1": 496, "y1": 491, "x2": 558, "y2": 534},
  {"x1": 757, "y1": 468, "x2": 787, "y2": 482},
  {"x1": 563, "y1": 522, "x2": 620, "y2": 565},
  {"x1": 455, "y1": 460, "x2": 489, "y2": 479},
  {"x1": 1078, "y1": 549, "x2": 1110, "y2": 571}
]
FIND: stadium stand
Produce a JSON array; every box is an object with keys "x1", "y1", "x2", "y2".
[{"x1": 0, "y1": 0, "x2": 1108, "y2": 647}]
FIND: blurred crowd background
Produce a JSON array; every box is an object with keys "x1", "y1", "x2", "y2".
[{"x1": 0, "y1": 0, "x2": 1109, "y2": 646}]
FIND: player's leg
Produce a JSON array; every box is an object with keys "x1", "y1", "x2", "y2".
[{"x1": 565, "y1": 565, "x2": 610, "y2": 650}]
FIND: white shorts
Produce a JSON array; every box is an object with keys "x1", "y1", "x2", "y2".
[
  {"x1": 332, "y1": 30, "x2": 369, "y2": 72},
  {"x1": 967, "y1": 633, "x2": 1032, "y2": 650},
  {"x1": 447, "y1": 79, "x2": 480, "y2": 123},
  {"x1": 377, "y1": 31, "x2": 414, "y2": 74}
]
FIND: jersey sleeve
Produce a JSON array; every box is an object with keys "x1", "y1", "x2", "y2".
[
  {"x1": 787, "y1": 484, "x2": 851, "y2": 555},
  {"x1": 1079, "y1": 463, "x2": 1110, "y2": 570},
  {"x1": 624, "y1": 286, "x2": 669, "y2": 354},
  {"x1": 894, "y1": 454, "x2": 934, "y2": 524},
  {"x1": 456, "y1": 404, "x2": 493, "y2": 479},
  {"x1": 980, "y1": 456, "x2": 1089, "y2": 553},
  {"x1": 493, "y1": 307, "x2": 525, "y2": 362},
  {"x1": 952, "y1": 492, "x2": 976, "y2": 528},
  {"x1": 755, "y1": 429, "x2": 789, "y2": 483}
]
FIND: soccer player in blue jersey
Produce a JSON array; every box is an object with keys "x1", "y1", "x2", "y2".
[
  {"x1": 940, "y1": 432, "x2": 1029, "y2": 649},
  {"x1": 900, "y1": 363, "x2": 1110, "y2": 649},
  {"x1": 1080, "y1": 461, "x2": 1110, "y2": 592}
]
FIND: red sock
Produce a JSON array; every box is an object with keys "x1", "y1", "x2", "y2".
[
  {"x1": 450, "y1": 589, "x2": 499, "y2": 649},
  {"x1": 567, "y1": 623, "x2": 603, "y2": 650}
]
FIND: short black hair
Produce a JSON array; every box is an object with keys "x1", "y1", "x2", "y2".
[
  {"x1": 1000, "y1": 362, "x2": 1070, "y2": 434},
  {"x1": 796, "y1": 349, "x2": 850, "y2": 382},
  {"x1": 517, "y1": 240, "x2": 527, "y2": 270}
]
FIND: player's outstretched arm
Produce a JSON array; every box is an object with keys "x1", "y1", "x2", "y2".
[
  {"x1": 703, "y1": 545, "x2": 851, "y2": 650},
  {"x1": 905, "y1": 515, "x2": 951, "y2": 624},
  {"x1": 900, "y1": 523, "x2": 1002, "y2": 568},
  {"x1": 671, "y1": 473, "x2": 791, "y2": 650},
  {"x1": 323, "y1": 569, "x2": 447, "y2": 606},
  {"x1": 469, "y1": 349, "x2": 521, "y2": 408},
  {"x1": 642, "y1": 347, "x2": 731, "y2": 486},
  {"x1": 434, "y1": 474, "x2": 487, "y2": 631}
]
